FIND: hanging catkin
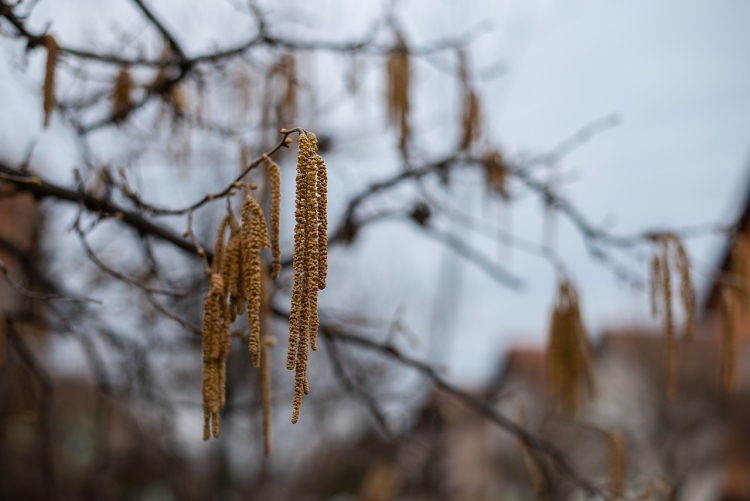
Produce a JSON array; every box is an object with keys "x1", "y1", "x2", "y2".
[
  {"x1": 221, "y1": 214, "x2": 244, "y2": 321},
  {"x1": 608, "y1": 431, "x2": 627, "y2": 499},
  {"x1": 316, "y1": 154, "x2": 328, "y2": 290},
  {"x1": 201, "y1": 215, "x2": 233, "y2": 439},
  {"x1": 720, "y1": 287, "x2": 737, "y2": 393},
  {"x1": 547, "y1": 280, "x2": 595, "y2": 415},
  {"x1": 649, "y1": 254, "x2": 662, "y2": 318},
  {"x1": 241, "y1": 194, "x2": 270, "y2": 368},
  {"x1": 287, "y1": 131, "x2": 328, "y2": 423},
  {"x1": 660, "y1": 238, "x2": 677, "y2": 399},
  {"x1": 386, "y1": 33, "x2": 411, "y2": 155},
  {"x1": 268, "y1": 161, "x2": 282, "y2": 280},
  {"x1": 113, "y1": 66, "x2": 132, "y2": 120},
  {"x1": 673, "y1": 239, "x2": 695, "y2": 339},
  {"x1": 42, "y1": 35, "x2": 58, "y2": 128},
  {"x1": 457, "y1": 50, "x2": 481, "y2": 150}
]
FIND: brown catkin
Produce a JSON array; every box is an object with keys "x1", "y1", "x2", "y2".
[
  {"x1": 649, "y1": 254, "x2": 662, "y2": 318},
  {"x1": 241, "y1": 195, "x2": 270, "y2": 368},
  {"x1": 287, "y1": 133, "x2": 311, "y2": 371},
  {"x1": 221, "y1": 219, "x2": 244, "y2": 321},
  {"x1": 316, "y1": 154, "x2": 328, "y2": 290},
  {"x1": 547, "y1": 280, "x2": 595, "y2": 415},
  {"x1": 608, "y1": 431, "x2": 627, "y2": 498},
  {"x1": 660, "y1": 238, "x2": 677, "y2": 399},
  {"x1": 269, "y1": 161, "x2": 282, "y2": 280},
  {"x1": 458, "y1": 51, "x2": 481, "y2": 151},
  {"x1": 672, "y1": 238, "x2": 695, "y2": 340},
  {"x1": 43, "y1": 35, "x2": 58, "y2": 128},
  {"x1": 720, "y1": 287, "x2": 737, "y2": 393},
  {"x1": 113, "y1": 66, "x2": 132, "y2": 119},
  {"x1": 386, "y1": 33, "x2": 411, "y2": 155},
  {"x1": 304, "y1": 134, "x2": 320, "y2": 353},
  {"x1": 202, "y1": 273, "x2": 228, "y2": 439}
]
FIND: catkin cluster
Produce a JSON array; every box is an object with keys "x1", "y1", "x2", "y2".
[
  {"x1": 202, "y1": 215, "x2": 233, "y2": 439},
  {"x1": 547, "y1": 279, "x2": 595, "y2": 415},
  {"x1": 386, "y1": 33, "x2": 411, "y2": 155},
  {"x1": 199, "y1": 131, "x2": 327, "y2": 449},
  {"x1": 287, "y1": 131, "x2": 328, "y2": 424},
  {"x1": 200, "y1": 166, "x2": 279, "y2": 451},
  {"x1": 648, "y1": 233, "x2": 695, "y2": 398},
  {"x1": 43, "y1": 35, "x2": 58, "y2": 128}
]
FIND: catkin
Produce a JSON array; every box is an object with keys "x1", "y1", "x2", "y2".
[
  {"x1": 241, "y1": 194, "x2": 270, "y2": 368},
  {"x1": 720, "y1": 287, "x2": 737, "y2": 393},
  {"x1": 221, "y1": 216, "x2": 244, "y2": 321},
  {"x1": 457, "y1": 50, "x2": 481, "y2": 150},
  {"x1": 316, "y1": 154, "x2": 328, "y2": 290},
  {"x1": 547, "y1": 280, "x2": 595, "y2": 415},
  {"x1": 660, "y1": 238, "x2": 677, "y2": 399},
  {"x1": 304, "y1": 134, "x2": 320, "y2": 352},
  {"x1": 287, "y1": 133, "x2": 309, "y2": 372},
  {"x1": 113, "y1": 66, "x2": 132, "y2": 120},
  {"x1": 269, "y1": 161, "x2": 282, "y2": 280},
  {"x1": 673, "y1": 238, "x2": 695, "y2": 340},
  {"x1": 649, "y1": 254, "x2": 662, "y2": 318},
  {"x1": 202, "y1": 273, "x2": 228, "y2": 439},
  {"x1": 43, "y1": 35, "x2": 58, "y2": 128},
  {"x1": 386, "y1": 33, "x2": 411, "y2": 154},
  {"x1": 608, "y1": 431, "x2": 627, "y2": 498}
]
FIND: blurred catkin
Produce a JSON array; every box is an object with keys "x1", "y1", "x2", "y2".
[
  {"x1": 43, "y1": 35, "x2": 58, "y2": 128},
  {"x1": 547, "y1": 280, "x2": 595, "y2": 415},
  {"x1": 386, "y1": 33, "x2": 411, "y2": 155},
  {"x1": 113, "y1": 66, "x2": 132, "y2": 120},
  {"x1": 457, "y1": 50, "x2": 481, "y2": 150}
]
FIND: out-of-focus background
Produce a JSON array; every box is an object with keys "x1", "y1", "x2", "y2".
[{"x1": 1, "y1": 0, "x2": 750, "y2": 500}]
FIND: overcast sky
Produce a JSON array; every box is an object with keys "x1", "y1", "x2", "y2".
[{"x1": 2, "y1": 0, "x2": 750, "y2": 386}]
